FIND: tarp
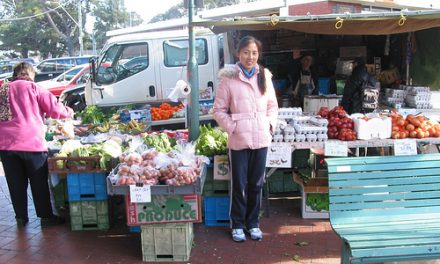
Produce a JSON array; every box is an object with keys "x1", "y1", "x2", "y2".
[{"x1": 193, "y1": 11, "x2": 440, "y2": 35}]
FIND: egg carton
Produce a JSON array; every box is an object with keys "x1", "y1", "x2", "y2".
[
  {"x1": 406, "y1": 94, "x2": 431, "y2": 102},
  {"x1": 272, "y1": 134, "x2": 284, "y2": 142},
  {"x1": 274, "y1": 129, "x2": 283, "y2": 135},
  {"x1": 406, "y1": 102, "x2": 433, "y2": 109},
  {"x1": 283, "y1": 126, "x2": 295, "y2": 135},
  {"x1": 306, "y1": 133, "x2": 317, "y2": 142},
  {"x1": 317, "y1": 133, "x2": 328, "y2": 142},
  {"x1": 293, "y1": 124, "x2": 328, "y2": 135},
  {"x1": 385, "y1": 88, "x2": 405, "y2": 98},
  {"x1": 278, "y1": 107, "x2": 303, "y2": 118},
  {"x1": 290, "y1": 116, "x2": 311, "y2": 125},
  {"x1": 309, "y1": 116, "x2": 329, "y2": 127},
  {"x1": 385, "y1": 96, "x2": 405, "y2": 104},
  {"x1": 294, "y1": 133, "x2": 306, "y2": 142},
  {"x1": 404, "y1": 86, "x2": 430, "y2": 95},
  {"x1": 283, "y1": 134, "x2": 295, "y2": 143}
]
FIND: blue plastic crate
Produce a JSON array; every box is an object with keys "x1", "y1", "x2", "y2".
[
  {"x1": 67, "y1": 172, "x2": 107, "y2": 201},
  {"x1": 319, "y1": 78, "x2": 330, "y2": 95},
  {"x1": 129, "y1": 226, "x2": 141, "y2": 233},
  {"x1": 203, "y1": 196, "x2": 230, "y2": 227}
]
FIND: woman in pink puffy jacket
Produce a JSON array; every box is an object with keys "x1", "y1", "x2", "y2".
[
  {"x1": 0, "y1": 62, "x2": 74, "y2": 227},
  {"x1": 213, "y1": 36, "x2": 278, "y2": 242}
]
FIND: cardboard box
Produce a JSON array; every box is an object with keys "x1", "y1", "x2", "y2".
[
  {"x1": 213, "y1": 155, "x2": 230, "y2": 180},
  {"x1": 126, "y1": 194, "x2": 202, "y2": 225},
  {"x1": 303, "y1": 95, "x2": 341, "y2": 114},
  {"x1": 353, "y1": 116, "x2": 392, "y2": 140}
]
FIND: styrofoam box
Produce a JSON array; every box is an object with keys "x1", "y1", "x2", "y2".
[
  {"x1": 303, "y1": 96, "x2": 340, "y2": 114},
  {"x1": 353, "y1": 116, "x2": 392, "y2": 140}
]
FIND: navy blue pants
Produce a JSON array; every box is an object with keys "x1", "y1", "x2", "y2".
[
  {"x1": 229, "y1": 147, "x2": 268, "y2": 229},
  {"x1": 0, "y1": 151, "x2": 54, "y2": 220}
]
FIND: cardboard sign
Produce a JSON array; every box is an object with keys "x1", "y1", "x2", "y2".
[
  {"x1": 394, "y1": 139, "x2": 417, "y2": 156},
  {"x1": 324, "y1": 141, "x2": 348, "y2": 157},
  {"x1": 126, "y1": 194, "x2": 202, "y2": 225},
  {"x1": 266, "y1": 142, "x2": 292, "y2": 168},
  {"x1": 213, "y1": 155, "x2": 230, "y2": 180},
  {"x1": 129, "y1": 185, "x2": 151, "y2": 203}
]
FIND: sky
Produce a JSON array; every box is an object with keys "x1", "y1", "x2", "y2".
[{"x1": 125, "y1": 0, "x2": 182, "y2": 23}]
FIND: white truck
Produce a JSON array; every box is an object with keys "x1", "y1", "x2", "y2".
[{"x1": 84, "y1": 28, "x2": 223, "y2": 107}]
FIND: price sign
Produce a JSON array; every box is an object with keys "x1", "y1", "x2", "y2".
[
  {"x1": 266, "y1": 142, "x2": 291, "y2": 168},
  {"x1": 129, "y1": 185, "x2": 151, "y2": 203},
  {"x1": 394, "y1": 139, "x2": 417, "y2": 156},
  {"x1": 324, "y1": 140, "x2": 348, "y2": 157}
]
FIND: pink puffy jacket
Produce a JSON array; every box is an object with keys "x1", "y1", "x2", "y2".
[{"x1": 213, "y1": 64, "x2": 278, "y2": 150}]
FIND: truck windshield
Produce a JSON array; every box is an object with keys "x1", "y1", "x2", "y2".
[
  {"x1": 96, "y1": 43, "x2": 149, "y2": 85},
  {"x1": 163, "y1": 38, "x2": 208, "y2": 67}
]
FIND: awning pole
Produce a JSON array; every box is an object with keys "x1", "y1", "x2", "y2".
[{"x1": 188, "y1": 0, "x2": 200, "y2": 141}]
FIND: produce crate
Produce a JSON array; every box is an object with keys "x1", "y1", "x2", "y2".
[
  {"x1": 67, "y1": 172, "x2": 107, "y2": 201},
  {"x1": 267, "y1": 169, "x2": 298, "y2": 193},
  {"x1": 294, "y1": 175, "x2": 329, "y2": 219},
  {"x1": 48, "y1": 156, "x2": 106, "y2": 173},
  {"x1": 106, "y1": 163, "x2": 207, "y2": 195},
  {"x1": 202, "y1": 167, "x2": 229, "y2": 197},
  {"x1": 126, "y1": 194, "x2": 202, "y2": 226},
  {"x1": 52, "y1": 177, "x2": 68, "y2": 209},
  {"x1": 69, "y1": 200, "x2": 109, "y2": 231},
  {"x1": 293, "y1": 149, "x2": 310, "y2": 169},
  {"x1": 203, "y1": 196, "x2": 230, "y2": 227},
  {"x1": 128, "y1": 226, "x2": 141, "y2": 233},
  {"x1": 141, "y1": 222, "x2": 193, "y2": 262}
]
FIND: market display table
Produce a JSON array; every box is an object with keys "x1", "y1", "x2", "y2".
[{"x1": 326, "y1": 153, "x2": 440, "y2": 264}]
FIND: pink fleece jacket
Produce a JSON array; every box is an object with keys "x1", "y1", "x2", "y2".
[
  {"x1": 213, "y1": 64, "x2": 278, "y2": 150},
  {"x1": 0, "y1": 79, "x2": 73, "y2": 152}
]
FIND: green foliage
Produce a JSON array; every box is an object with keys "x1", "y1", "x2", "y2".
[
  {"x1": 306, "y1": 193, "x2": 329, "y2": 212},
  {"x1": 142, "y1": 133, "x2": 176, "y2": 153},
  {"x1": 79, "y1": 105, "x2": 105, "y2": 125},
  {"x1": 195, "y1": 124, "x2": 228, "y2": 156}
]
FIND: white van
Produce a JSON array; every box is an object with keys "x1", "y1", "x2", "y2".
[{"x1": 85, "y1": 29, "x2": 222, "y2": 106}]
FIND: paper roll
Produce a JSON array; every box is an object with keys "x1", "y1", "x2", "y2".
[{"x1": 176, "y1": 80, "x2": 191, "y2": 96}]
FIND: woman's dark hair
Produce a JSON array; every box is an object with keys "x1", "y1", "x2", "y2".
[
  {"x1": 237, "y1": 35, "x2": 266, "y2": 95},
  {"x1": 12, "y1": 62, "x2": 35, "y2": 81}
]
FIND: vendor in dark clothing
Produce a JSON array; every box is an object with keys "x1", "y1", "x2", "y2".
[
  {"x1": 341, "y1": 57, "x2": 376, "y2": 115},
  {"x1": 287, "y1": 49, "x2": 319, "y2": 108}
]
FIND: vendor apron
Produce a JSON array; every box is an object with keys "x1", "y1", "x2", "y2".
[{"x1": 293, "y1": 72, "x2": 315, "y2": 107}]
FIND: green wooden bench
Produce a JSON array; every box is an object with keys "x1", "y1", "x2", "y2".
[{"x1": 326, "y1": 153, "x2": 440, "y2": 264}]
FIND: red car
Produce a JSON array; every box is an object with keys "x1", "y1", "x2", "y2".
[{"x1": 37, "y1": 63, "x2": 91, "y2": 97}]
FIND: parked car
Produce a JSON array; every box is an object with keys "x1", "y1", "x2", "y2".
[
  {"x1": 34, "y1": 55, "x2": 94, "y2": 82},
  {"x1": 38, "y1": 63, "x2": 91, "y2": 97},
  {"x1": 59, "y1": 83, "x2": 86, "y2": 112}
]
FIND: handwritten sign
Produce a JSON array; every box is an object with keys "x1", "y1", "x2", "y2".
[
  {"x1": 324, "y1": 140, "x2": 348, "y2": 157},
  {"x1": 394, "y1": 139, "x2": 417, "y2": 156},
  {"x1": 266, "y1": 142, "x2": 291, "y2": 168},
  {"x1": 129, "y1": 185, "x2": 151, "y2": 203}
]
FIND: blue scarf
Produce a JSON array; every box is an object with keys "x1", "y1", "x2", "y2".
[{"x1": 238, "y1": 63, "x2": 255, "y2": 79}]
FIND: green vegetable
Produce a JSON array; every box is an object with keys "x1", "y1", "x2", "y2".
[
  {"x1": 195, "y1": 124, "x2": 228, "y2": 156},
  {"x1": 79, "y1": 106, "x2": 105, "y2": 125},
  {"x1": 143, "y1": 133, "x2": 176, "y2": 153},
  {"x1": 306, "y1": 193, "x2": 329, "y2": 212}
]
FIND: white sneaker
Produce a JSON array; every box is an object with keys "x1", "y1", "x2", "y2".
[
  {"x1": 249, "y1": 228, "x2": 263, "y2": 241},
  {"x1": 232, "y1": 229, "x2": 246, "y2": 242}
]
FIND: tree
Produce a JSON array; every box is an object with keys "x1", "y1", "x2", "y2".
[{"x1": 91, "y1": 0, "x2": 143, "y2": 50}]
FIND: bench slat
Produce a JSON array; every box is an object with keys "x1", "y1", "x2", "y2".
[
  {"x1": 331, "y1": 190, "x2": 440, "y2": 203},
  {"x1": 326, "y1": 154, "x2": 440, "y2": 166},
  {"x1": 328, "y1": 168, "x2": 440, "y2": 181},
  {"x1": 329, "y1": 183, "x2": 440, "y2": 196},
  {"x1": 335, "y1": 223, "x2": 440, "y2": 235},
  {"x1": 344, "y1": 232, "x2": 440, "y2": 242},
  {"x1": 350, "y1": 236, "x2": 440, "y2": 249},
  {"x1": 351, "y1": 243, "x2": 440, "y2": 258},
  {"x1": 332, "y1": 215, "x2": 440, "y2": 229},
  {"x1": 331, "y1": 197, "x2": 440, "y2": 211},
  {"x1": 330, "y1": 174, "x2": 440, "y2": 188},
  {"x1": 327, "y1": 160, "x2": 440, "y2": 173}
]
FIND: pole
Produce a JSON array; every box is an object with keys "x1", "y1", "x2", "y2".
[
  {"x1": 77, "y1": 0, "x2": 83, "y2": 56},
  {"x1": 188, "y1": 0, "x2": 200, "y2": 141}
]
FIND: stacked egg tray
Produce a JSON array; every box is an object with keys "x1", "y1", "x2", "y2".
[
  {"x1": 273, "y1": 115, "x2": 328, "y2": 143},
  {"x1": 404, "y1": 86, "x2": 432, "y2": 109}
]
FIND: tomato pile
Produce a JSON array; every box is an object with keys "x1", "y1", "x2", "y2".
[
  {"x1": 151, "y1": 103, "x2": 184, "y2": 121},
  {"x1": 391, "y1": 112, "x2": 440, "y2": 139},
  {"x1": 318, "y1": 106, "x2": 357, "y2": 141}
]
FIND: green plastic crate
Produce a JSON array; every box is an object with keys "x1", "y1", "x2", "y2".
[
  {"x1": 293, "y1": 149, "x2": 310, "y2": 168},
  {"x1": 141, "y1": 222, "x2": 193, "y2": 262},
  {"x1": 202, "y1": 167, "x2": 229, "y2": 196},
  {"x1": 69, "y1": 200, "x2": 109, "y2": 231},
  {"x1": 267, "y1": 169, "x2": 298, "y2": 193}
]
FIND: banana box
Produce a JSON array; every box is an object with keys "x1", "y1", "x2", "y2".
[{"x1": 119, "y1": 109, "x2": 152, "y2": 124}]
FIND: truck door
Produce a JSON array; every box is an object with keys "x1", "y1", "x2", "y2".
[
  {"x1": 159, "y1": 36, "x2": 216, "y2": 101},
  {"x1": 88, "y1": 41, "x2": 156, "y2": 106}
]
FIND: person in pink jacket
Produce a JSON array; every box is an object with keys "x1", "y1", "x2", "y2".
[
  {"x1": 0, "y1": 62, "x2": 74, "y2": 227},
  {"x1": 213, "y1": 36, "x2": 278, "y2": 242}
]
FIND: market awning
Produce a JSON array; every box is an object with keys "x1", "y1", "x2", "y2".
[{"x1": 192, "y1": 10, "x2": 440, "y2": 35}]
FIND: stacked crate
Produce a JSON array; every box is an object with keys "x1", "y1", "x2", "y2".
[
  {"x1": 202, "y1": 156, "x2": 231, "y2": 227},
  {"x1": 49, "y1": 156, "x2": 110, "y2": 231}
]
